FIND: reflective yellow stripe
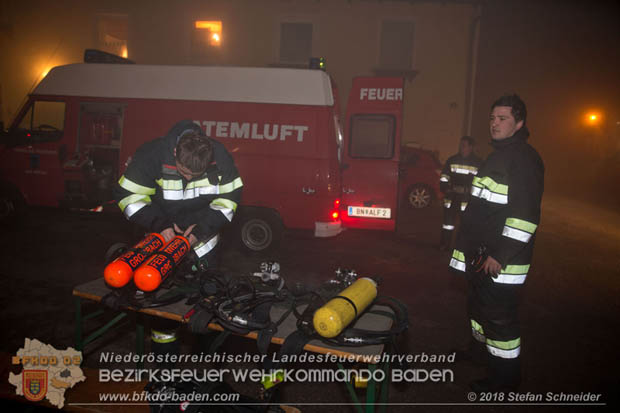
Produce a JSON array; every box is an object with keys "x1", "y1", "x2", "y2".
[
  {"x1": 472, "y1": 176, "x2": 508, "y2": 195},
  {"x1": 119, "y1": 176, "x2": 156, "y2": 195},
  {"x1": 452, "y1": 249, "x2": 465, "y2": 262},
  {"x1": 470, "y1": 319, "x2": 485, "y2": 342},
  {"x1": 151, "y1": 330, "x2": 177, "y2": 344},
  {"x1": 506, "y1": 217, "x2": 537, "y2": 234},
  {"x1": 186, "y1": 177, "x2": 212, "y2": 189},
  {"x1": 161, "y1": 179, "x2": 184, "y2": 190},
  {"x1": 118, "y1": 193, "x2": 151, "y2": 212},
  {"x1": 471, "y1": 319, "x2": 484, "y2": 335},
  {"x1": 219, "y1": 177, "x2": 244, "y2": 194},
  {"x1": 487, "y1": 337, "x2": 520, "y2": 350},
  {"x1": 502, "y1": 264, "x2": 530, "y2": 274},
  {"x1": 211, "y1": 198, "x2": 238, "y2": 212},
  {"x1": 449, "y1": 249, "x2": 466, "y2": 272},
  {"x1": 493, "y1": 264, "x2": 530, "y2": 284}
]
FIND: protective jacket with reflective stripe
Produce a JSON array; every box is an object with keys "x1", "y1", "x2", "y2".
[
  {"x1": 115, "y1": 120, "x2": 243, "y2": 240},
  {"x1": 453, "y1": 127, "x2": 544, "y2": 282},
  {"x1": 440, "y1": 153, "x2": 482, "y2": 194}
]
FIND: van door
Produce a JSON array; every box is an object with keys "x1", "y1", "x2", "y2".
[
  {"x1": 4, "y1": 99, "x2": 67, "y2": 207},
  {"x1": 65, "y1": 102, "x2": 125, "y2": 207},
  {"x1": 341, "y1": 77, "x2": 404, "y2": 231}
]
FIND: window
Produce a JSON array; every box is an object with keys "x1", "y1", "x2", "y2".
[
  {"x1": 379, "y1": 20, "x2": 414, "y2": 69},
  {"x1": 194, "y1": 21, "x2": 222, "y2": 46},
  {"x1": 349, "y1": 115, "x2": 395, "y2": 159},
  {"x1": 78, "y1": 103, "x2": 125, "y2": 149},
  {"x1": 97, "y1": 15, "x2": 128, "y2": 58},
  {"x1": 192, "y1": 20, "x2": 223, "y2": 58},
  {"x1": 279, "y1": 22, "x2": 313, "y2": 64},
  {"x1": 17, "y1": 100, "x2": 66, "y2": 143}
]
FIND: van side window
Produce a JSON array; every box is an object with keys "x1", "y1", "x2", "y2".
[
  {"x1": 349, "y1": 114, "x2": 395, "y2": 159},
  {"x1": 16, "y1": 100, "x2": 66, "y2": 143}
]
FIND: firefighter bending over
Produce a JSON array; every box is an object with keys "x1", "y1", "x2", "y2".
[
  {"x1": 439, "y1": 136, "x2": 482, "y2": 251},
  {"x1": 449, "y1": 94, "x2": 544, "y2": 392},
  {"x1": 115, "y1": 119, "x2": 243, "y2": 361}
]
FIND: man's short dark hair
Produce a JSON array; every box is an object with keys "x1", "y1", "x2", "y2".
[
  {"x1": 176, "y1": 131, "x2": 213, "y2": 174},
  {"x1": 460, "y1": 136, "x2": 475, "y2": 146},
  {"x1": 491, "y1": 94, "x2": 527, "y2": 124}
]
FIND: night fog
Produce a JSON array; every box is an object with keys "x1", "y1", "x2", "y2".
[{"x1": 471, "y1": 0, "x2": 620, "y2": 208}]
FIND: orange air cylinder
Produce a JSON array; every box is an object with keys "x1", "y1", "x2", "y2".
[
  {"x1": 133, "y1": 235, "x2": 191, "y2": 292},
  {"x1": 104, "y1": 233, "x2": 166, "y2": 288}
]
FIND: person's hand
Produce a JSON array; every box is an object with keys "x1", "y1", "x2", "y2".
[
  {"x1": 479, "y1": 256, "x2": 502, "y2": 277},
  {"x1": 160, "y1": 227, "x2": 175, "y2": 243},
  {"x1": 174, "y1": 223, "x2": 198, "y2": 246}
]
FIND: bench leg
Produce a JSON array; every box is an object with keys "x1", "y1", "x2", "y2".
[{"x1": 74, "y1": 296, "x2": 83, "y2": 351}]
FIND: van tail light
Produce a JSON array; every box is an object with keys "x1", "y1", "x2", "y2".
[{"x1": 331, "y1": 198, "x2": 341, "y2": 221}]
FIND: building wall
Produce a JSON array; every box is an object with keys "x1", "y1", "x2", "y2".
[{"x1": 0, "y1": 0, "x2": 477, "y2": 160}]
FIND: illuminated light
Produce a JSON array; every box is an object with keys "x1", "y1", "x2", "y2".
[
  {"x1": 195, "y1": 20, "x2": 222, "y2": 46},
  {"x1": 332, "y1": 211, "x2": 339, "y2": 220},
  {"x1": 334, "y1": 199, "x2": 341, "y2": 207},
  {"x1": 41, "y1": 67, "x2": 51, "y2": 79},
  {"x1": 121, "y1": 47, "x2": 128, "y2": 58},
  {"x1": 585, "y1": 111, "x2": 602, "y2": 126}
]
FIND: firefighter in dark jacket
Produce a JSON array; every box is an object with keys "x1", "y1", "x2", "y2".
[
  {"x1": 439, "y1": 136, "x2": 482, "y2": 250},
  {"x1": 115, "y1": 119, "x2": 243, "y2": 359},
  {"x1": 449, "y1": 95, "x2": 544, "y2": 391}
]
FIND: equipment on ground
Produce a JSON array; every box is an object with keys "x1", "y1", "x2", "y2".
[
  {"x1": 104, "y1": 233, "x2": 165, "y2": 288},
  {"x1": 313, "y1": 277, "x2": 377, "y2": 338},
  {"x1": 134, "y1": 236, "x2": 191, "y2": 292}
]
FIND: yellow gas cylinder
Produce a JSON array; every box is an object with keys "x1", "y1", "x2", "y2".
[{"x1": 313, "y1": 278, "x2": 377, "y2": 338}]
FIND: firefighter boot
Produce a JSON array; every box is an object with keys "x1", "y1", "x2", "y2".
[{"x1": 470, "y1": 355, "x2": 521, "y2": 392}]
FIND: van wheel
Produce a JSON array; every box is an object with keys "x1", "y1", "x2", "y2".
[
  {"x1": 237, "y1": 210, "x2": 283, "y2": 253},
  {"x1": 407, "y1": 184, "x2": 433, "y2": 209}
]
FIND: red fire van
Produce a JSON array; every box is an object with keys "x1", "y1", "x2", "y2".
[{"x1": 0, "y1": 64, "x2": 408, "y2": 251}]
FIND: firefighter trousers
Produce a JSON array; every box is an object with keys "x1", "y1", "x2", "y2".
[{"x1": 467, "y1": 271, "x2": 522, "y2": 386}]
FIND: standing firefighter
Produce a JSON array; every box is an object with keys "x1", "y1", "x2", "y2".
[
  {"x1": 439, "y1": 136, "x2": 482, "y2": 250},
  {"x1": 449, "y1": 95, "x2": 544, "y2": 391},
  {"x1": 115, "y1": 119, "x2": 243, "y2": 361}
]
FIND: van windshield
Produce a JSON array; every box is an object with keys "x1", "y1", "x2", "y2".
[{"x1": 13, "y1": 100, "x2": 65, "y2": 144}]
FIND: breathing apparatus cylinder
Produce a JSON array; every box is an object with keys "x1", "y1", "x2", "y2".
[
  {"x1": 313, "y1": 277, "x2": 378, "y2": 338},
  {"x1": 134, "y1": 236, "x2": 191, "y2": 292},
  {"x1": 104, "y1": 233, "x2": 166, "y2": 288}
]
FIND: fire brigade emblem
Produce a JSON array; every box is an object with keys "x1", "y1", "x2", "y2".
[{"x1": 23, "y1": 370, "x2": 48, "y2": 402}]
